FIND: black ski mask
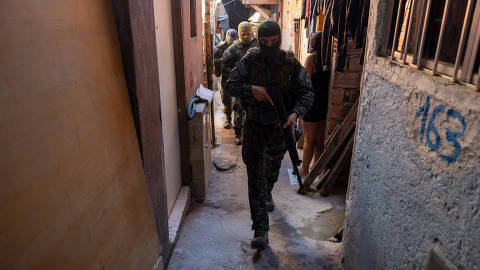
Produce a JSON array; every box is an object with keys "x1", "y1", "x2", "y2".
[{"x1": 258, "y1": 19, "x2": 281, "y2": 59}]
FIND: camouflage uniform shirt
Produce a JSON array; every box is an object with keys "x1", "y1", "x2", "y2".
[
  {"x1": 221, "y1": 38, "x2": 258, "y2": 84},
  {"x1": 225, "y1": 48, "x2": 314, "y2": 121},
  {"x1": 213, "y1": 41, "x2": 231, "y2": 77},
  {"x1": 224, "y1": 48, "x2": 313, "y2": 233}
]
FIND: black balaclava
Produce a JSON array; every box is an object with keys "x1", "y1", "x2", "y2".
[{"x1": 258, "y1": 19, "x2": 281, "y2": 60}]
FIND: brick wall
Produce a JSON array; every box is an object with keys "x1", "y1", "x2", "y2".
[{"x1": 327, "y1": 38, "x2": 363, "y2": 135}]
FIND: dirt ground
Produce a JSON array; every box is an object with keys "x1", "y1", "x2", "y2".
[{"x1": 168, "y1": 88, "x2": 345, "y2": 269}]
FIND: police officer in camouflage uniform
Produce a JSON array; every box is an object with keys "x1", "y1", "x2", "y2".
[
  {"x1": 225, "y1": 19, "x2": 314, "y2": 250},
  {"x1": 222, "y1": 22, "x2": 258, "y2": 144},
  {"x1": 214, "y1": 29, "x2": 238, "y2": 129}
]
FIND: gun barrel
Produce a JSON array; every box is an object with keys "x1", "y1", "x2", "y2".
[{"x1": 266, "y1": 82, "x2": 306, "y2": 194}]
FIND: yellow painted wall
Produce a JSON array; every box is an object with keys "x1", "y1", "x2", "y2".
[{"x1": 0, "y1": 1, "x2": 160, "y2": 269}]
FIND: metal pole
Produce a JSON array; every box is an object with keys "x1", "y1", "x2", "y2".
[
  {"x1": 433, "y1": 0, "x2": 451, "y2": 75},
  {"x1": 417, "y1": 0, "x2": 432, "y2": 69},
  {"x1": 391, "y1": 0, "x2": 406, "y2": 59},
  {"x1": 453, "y1": 0, "x2": 474, "y2": 81},
  {"x1": 402, "y1": 0, "x2": 416, "y2": 63}
]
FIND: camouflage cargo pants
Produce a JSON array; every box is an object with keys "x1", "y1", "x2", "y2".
[
  {"x1": 220, "y1": 79, "x2": 232, "y2": 120},
  {"x1": 242, "y1": 120, "x2": 287, "y2": 232},
  {"x1": 232, "y1": 97, "x2": 245, "y2": 138}
]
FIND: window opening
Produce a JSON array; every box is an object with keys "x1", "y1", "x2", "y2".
[
  {"x1": 190, "y1": 0, "x2": 197, "y2": 38},
  {"x1": 385, "y1": 0, "x2": 480, "y2": 89}
]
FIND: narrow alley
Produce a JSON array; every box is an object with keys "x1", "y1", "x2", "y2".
[
  {"x1": 168, "y1": 91, "x2": 345, "y2": 269},
  {"x1": 1, "y1": 0, "x2": 479, "y2": 269}
]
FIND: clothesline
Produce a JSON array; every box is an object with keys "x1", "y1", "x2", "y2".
[{"x1": 301, "y1": 0, "x2": 370, "y2": 72}]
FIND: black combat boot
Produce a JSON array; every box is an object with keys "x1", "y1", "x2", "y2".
[
  {"x1": 234, "y1": 127, "x2": 242, "y2": 145},
  {"x1": 266, "y1": 184, "x2": 274, "y2": 212},
  {"x1": 224, "y1": 118, "x2": 232, "y2": 129},
  {"x1": 251, "y1": 230, "x2": 268, "y2": 250},
  {"x1": 266, "y1": 197, "x2": 274, "y2": 212}
]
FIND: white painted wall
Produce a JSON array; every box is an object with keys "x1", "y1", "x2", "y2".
[{"x1": 153, "y1": 0, "x2": 183, "y2": 215}]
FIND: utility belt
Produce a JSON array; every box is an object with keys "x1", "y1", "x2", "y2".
[
  {"x1": 244, "y1": 103, "x2": 281, "y2": 125},
  {"x1": 244, "y1": 102, "x2": 303, "y2": 141}
]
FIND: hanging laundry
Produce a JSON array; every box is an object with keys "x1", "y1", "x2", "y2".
[{"x1": 319, "y1": 0, "x2": 370, "y2": 72}]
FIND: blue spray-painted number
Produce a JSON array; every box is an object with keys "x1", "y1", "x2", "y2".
[
  {"x1": 416, "y1": 96, "x2": 430, "y2": 142},
  {"x1": 439, "y1": 110, "x2": 467, "y2": 164},
  {"x1": 426, "y1": 104, "x2": 445, "y2": 151},
  {"x1": 416, "y1": 97, "x2": 467, "y2": 164}
]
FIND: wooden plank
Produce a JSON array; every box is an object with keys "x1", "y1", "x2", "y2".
[
  {"x1": 314, "y1": 168, "x2": 331, "y2": 191},
  {"x1": 305, "y1": 120, "x2": 355, "y2": 188},
  {"x1": 112, "y1": 0, "x2": 170, "y2": 265},
  {"x1": 319, "y1": 135, "x2": 354, "y2": 196},
  {"x1": 171, "y1": 0, "x2": 193, "y2": 186},
  {"x1": 303, "y1": 98, "x2": 358, "y2": 187},
  {"x1": 303, "y1": 125, "x2": 341, "y2": 187},
  {"x1": 204, "y1": 1, "x2": 216, "y2": 147},
  {"x1": 251, "y1": 4, "x2": 271, "y2": 19}
]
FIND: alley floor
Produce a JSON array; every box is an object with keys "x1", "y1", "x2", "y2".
[{"x1": 168, "y1": 90, "x2": 345, "y2": 269}]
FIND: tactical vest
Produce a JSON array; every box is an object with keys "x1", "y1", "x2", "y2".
[
  {"x1": 214, "y1": 41, "x2": 231, "y2": 77},
  {"x1": 222, "y1": 39, "x2": 258, "y2": 79},
  {"x1": 245, "y1": 50, "x2": 297, "y2": 124},
  {"x1": 214, "y1": 41, "x2": 230, "y2": 57},
  {"x1": 229, "y1": 39, "x2": 257, "y2": 64}
]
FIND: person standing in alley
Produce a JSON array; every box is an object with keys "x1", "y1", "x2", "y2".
[
  {"x1": 214, "y1": 29, "x2": 238, "y2": 129},
  {"x1": 215, "y1": 21, "x2": 224, "y2": 42},
  {"x1": 225, "y1": 19, "x2": 314, "y2": 250},
  {"x1": 222, "y1": 21, "x2": 258, "y2": 144},
  {"x1": 298, "y1": 31, "x2": 330, "y2": 178}
]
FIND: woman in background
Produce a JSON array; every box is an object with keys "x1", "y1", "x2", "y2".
[{"x1": 299, "y1": 31, "x2": 330, "y2": 177}]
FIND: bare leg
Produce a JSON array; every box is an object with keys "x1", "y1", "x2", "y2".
[
  {"x1": 312, "y1": 120, "x2": 327, "y2": 164},
  {"x1": 299, "y1": 121, "x2": 322, "y2": 177}
]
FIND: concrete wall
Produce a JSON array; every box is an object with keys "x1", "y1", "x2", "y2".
[
  {"x1": 153, "y1": 0, "x2": 183, "y2": 216},
  {"x1": 0, "y1": 1, "x2": 160, "y2": 269},
  {"x1": 343, "y1": 0, "x2": 480, "y2": 269}
]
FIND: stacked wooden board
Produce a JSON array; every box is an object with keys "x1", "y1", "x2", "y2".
[{"x1": 303, "y1": 98, "x2": 359, "y2": 196}]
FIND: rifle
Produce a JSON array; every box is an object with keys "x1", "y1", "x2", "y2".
[{"x1": 264, "y1": 64, "x2": 307, "y2": 194}]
